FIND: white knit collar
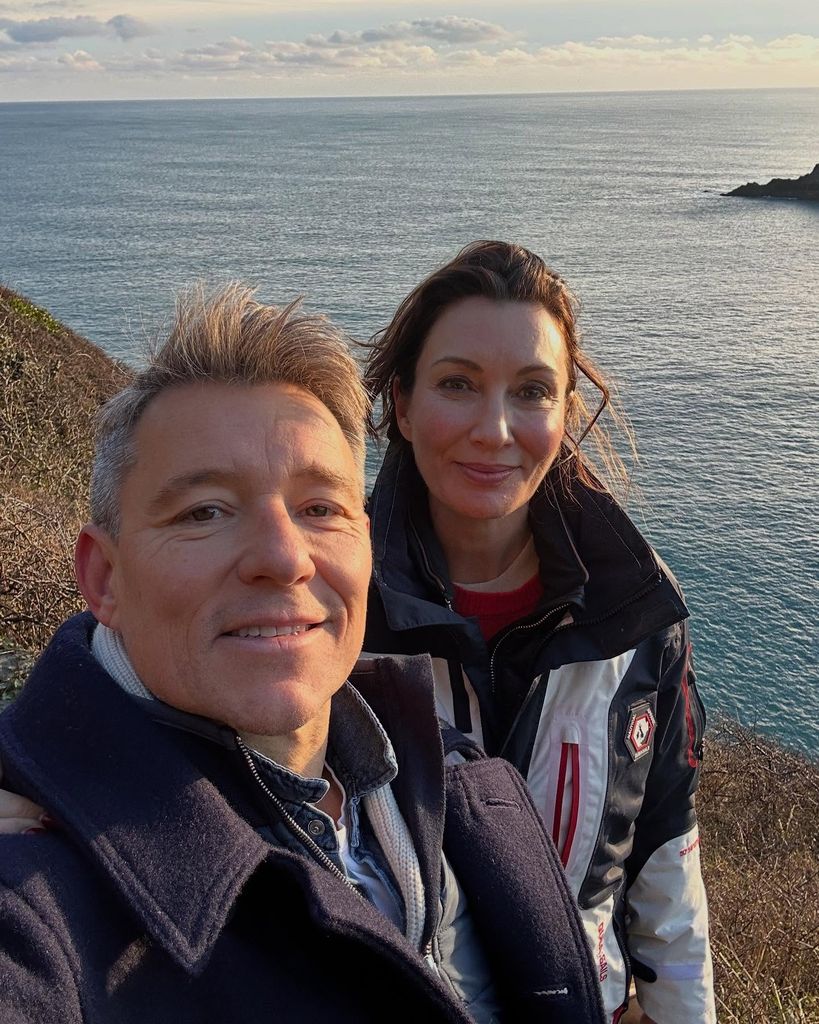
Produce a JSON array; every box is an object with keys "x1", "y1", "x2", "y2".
[{"x1": 91, "y1": 623, "x2": 154, "y2": 701}]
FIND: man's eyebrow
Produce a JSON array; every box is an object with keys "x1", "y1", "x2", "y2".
[
  {"x1": 147, "y1": 464, "x2": 362, "y2": 515},
  {"x1": 292, "y1": 463, "x2": 361, "y2": 499},
  {"x1": 147, "y1": 470, "x2": 232, "y2": 515},
  {"x1": 430, "y1": 356, "x2": 561, "y2": 380}
]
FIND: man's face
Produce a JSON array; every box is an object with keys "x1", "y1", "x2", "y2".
[{"x1": 88, "y1": 381, "x2": 371, "y2": 742}]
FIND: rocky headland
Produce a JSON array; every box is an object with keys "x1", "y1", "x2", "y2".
[{"x1": 723, "y1": 163, "x2": 819, "y2": 200}]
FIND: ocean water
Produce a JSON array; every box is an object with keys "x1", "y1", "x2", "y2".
[{"x1": 1, "y1": 89, "x2": 817, "y2": 755}]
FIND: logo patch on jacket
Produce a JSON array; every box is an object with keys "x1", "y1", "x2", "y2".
[{"x1": 625, "y1": 703, "x2": 656, "y2": 761}]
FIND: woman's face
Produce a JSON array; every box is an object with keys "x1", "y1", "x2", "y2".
[{"x1": 394, "y1": 296, "x2": 570, "y2": 528}]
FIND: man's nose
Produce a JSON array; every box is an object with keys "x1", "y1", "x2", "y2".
[
  {"x1": 237, "y1": 503, "x2": 315, "y2": 586},
  {"x1": 469, "y1": 394, "x2": 512, "y2": 448}
]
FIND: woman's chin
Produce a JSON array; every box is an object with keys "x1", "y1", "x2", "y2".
[{"x1": 431, "y1": 489, "x2": 532, "y2": 528}]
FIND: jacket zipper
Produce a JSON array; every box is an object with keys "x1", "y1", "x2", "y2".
[
  {"x1": 235, "y1": 735, "x2": 364, "y2": 900},
  {"x1": 409, "y1": 518, "x2": 453, "y2": 609},
  {"x1": 496, "y1": 572, "x2": 666, "y2": 759},
  {"x1": 493, "y1": 603, "x2": 570, "y2": 759},
  {"x1": 236, "y1": 737, "x2": 437, "y2": 966},
  {"x1": 490, "y1": 602, "x2": 571, "y2": 700}
]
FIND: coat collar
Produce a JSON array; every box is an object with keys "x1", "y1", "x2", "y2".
[{"x1": 0, "y1": 613, "x2": 271, "y2": 975}]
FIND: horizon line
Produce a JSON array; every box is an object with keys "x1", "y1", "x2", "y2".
[{"x1": 2, "y1": 84, "x2": 818, "y2": 107}]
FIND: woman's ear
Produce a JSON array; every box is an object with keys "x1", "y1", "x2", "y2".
[
  {"x1": 392, "y1": 377, "x2": 413, "y2": 443},
  {"x1": 74, "y1": 523, "x2": 120, "y2": 628}
]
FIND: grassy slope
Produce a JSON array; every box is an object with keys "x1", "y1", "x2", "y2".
[
  {"x1": 0, "y1": 288, "x2": 817, "y2": 1021},
  {"x1": 0, "y1": 285, "x2": 130, "y2": 687}
]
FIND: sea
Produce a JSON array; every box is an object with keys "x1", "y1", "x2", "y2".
[{"x1": 1, "y1": 89, "x2": 817, "y2": 756}]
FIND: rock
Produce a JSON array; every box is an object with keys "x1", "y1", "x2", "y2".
[
  {"x1": 0, "y1": 648, "x2": 35, "y2": 706},
  {"x1": 723, "y1": 163, "x2": 819, "y2": 200}
]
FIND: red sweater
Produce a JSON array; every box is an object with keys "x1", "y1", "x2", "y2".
[{"x1": 452, "y1": 574, "x2": 543, "y2": 642}]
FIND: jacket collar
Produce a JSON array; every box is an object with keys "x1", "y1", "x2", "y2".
[
  {"x1": 368, "y1": 441, "x2": 687, "y2": 641},
  {"x1": 0, "y1": 613, "x2": 271, "y2": 975},
  {"x1": 127, "y1": 664, "x2": 399, "y2": 809}
]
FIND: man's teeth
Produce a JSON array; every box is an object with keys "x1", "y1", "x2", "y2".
[{"x1": 230, "y1": 625, "x2": 309, "y2": 638}]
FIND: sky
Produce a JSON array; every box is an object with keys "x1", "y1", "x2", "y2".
[{"x1": 0, "y1": 0, "x2": 817, "y2": 101}]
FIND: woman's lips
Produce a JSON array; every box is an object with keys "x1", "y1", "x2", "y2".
[{"x1": 456, "y1": 462, "x2": 518, "y2": 485}]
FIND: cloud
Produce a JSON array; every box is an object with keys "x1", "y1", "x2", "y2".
[
  {"x1": 156, "y1": 35, "x2": 441, "y2": 75},
  {"x1": 306, "y1": 16, "x2": 508, "y2": 48},
  {"x1": 1, "y1": 21, "x2": 817, "y2": 91},
  {"x1": 0, "y1": 12, "x2": 153, "y2": 44},
  {"x1": 57, "y1": 46, "x2": 101, "y2": 70},
  {"x1": 596, "y1": 34, "x2": 674, "y2": 47},
  {"x1": 107, "y1": 14, "x2": 152, "y2": 41}
]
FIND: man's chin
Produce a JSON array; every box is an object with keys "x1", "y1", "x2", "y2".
[{"x1": 220, "y1": 687, "x2": 336, "y2": 749}]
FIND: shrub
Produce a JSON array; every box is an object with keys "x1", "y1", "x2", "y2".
[{"x1": 0, "y1": 286, "x2": 129, "y2": 660}]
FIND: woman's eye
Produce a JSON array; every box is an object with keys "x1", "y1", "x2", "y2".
[
  {"x1": 518, "y1": 383, "x2": 555, "y2": 403},
  {"x1": 438, "y1": 377, "x2": 472, "y2": 392}
]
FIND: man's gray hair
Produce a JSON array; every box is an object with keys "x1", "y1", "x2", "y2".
[{"x1": 90, "y1": 283, "x2": 370, "y2": 536}]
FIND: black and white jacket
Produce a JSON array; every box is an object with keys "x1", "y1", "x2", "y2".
[{"x1": 365, "y1": 443, "x2": 715, "y2": 1023}]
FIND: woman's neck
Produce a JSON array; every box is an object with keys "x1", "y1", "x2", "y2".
[{"x1": 430, "y1": 500, "x2": 532, "y2": 584}]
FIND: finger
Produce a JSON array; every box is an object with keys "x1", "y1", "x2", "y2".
[
  {"x1": 0, "y1": 791, "x2": 45, "y2": 821},
  {"x1": 0, "y1": 816, "x2": 47, "y2": 835}
]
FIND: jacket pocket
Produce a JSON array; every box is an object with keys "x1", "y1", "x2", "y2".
[
  {"x1": 681, "y1": 644, "x2": 706, "y2": 767},
  {"x1": 551, "y1": 723, "x2": 582, "y2": 868}
]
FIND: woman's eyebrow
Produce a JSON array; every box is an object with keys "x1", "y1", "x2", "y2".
[
  {"x1": 430, "y1": 356, "x2": 560, "y2": 381},
  {"x1": 430, "y1": 356, "x2": 483, "y2": 370},
  {"x1": 516, "y1": 364, "x2": 560, "y2": 381}
]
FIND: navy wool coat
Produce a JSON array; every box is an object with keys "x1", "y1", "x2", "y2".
[{"x1": 0, "y1": 614, "x2": 604, "y2": 1023}]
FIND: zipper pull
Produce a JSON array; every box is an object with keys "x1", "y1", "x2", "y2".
[{"x1": 423, "y1": 946, "x2": 442, "y2": 977}]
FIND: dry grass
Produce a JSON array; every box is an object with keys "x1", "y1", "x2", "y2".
[
  {"x1": 0, "y1": 285, "x2": 129, "y2": 671},
  {"x1": 0, "y1": 286, "x2": 817, "y2": 1020},
  {"x1": 699, "y1": 721, "x2": 819, "y2": 1023}
]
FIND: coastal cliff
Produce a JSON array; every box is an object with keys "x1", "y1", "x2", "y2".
[
  {"x1": 723, "y1": 163, "x2": 819, "y2": 200},
  {"x1": 0, "y1": 287, "x2": 817, "y2": 1023}
]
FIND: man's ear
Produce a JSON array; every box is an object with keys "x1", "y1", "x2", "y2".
[
  {"x1": 74, "y1": 524, "x2": 120, "y2": 628},
  {"x1": 392, "y1": 377, "x2": 413, "y2": 443}
]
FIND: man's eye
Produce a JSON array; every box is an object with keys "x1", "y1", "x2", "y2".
[
  {"x1": 186, "y1": 505, "x2": 223, "y2": 522},
  {"x1": 303, "y1": 504, "x2": 336, "y2": 518}
]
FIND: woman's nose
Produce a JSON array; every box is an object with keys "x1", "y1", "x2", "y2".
[{"x1": 469, "y1": 395, "x2": 512, "y2": 448}]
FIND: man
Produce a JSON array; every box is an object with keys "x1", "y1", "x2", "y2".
[{"x1": 0, "y1": 285, "x2": 604, "y2": 1023}]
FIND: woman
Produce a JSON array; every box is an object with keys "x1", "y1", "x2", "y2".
[{"x1": 363, "y1": 241, "x2": 714, "y2": 1024}]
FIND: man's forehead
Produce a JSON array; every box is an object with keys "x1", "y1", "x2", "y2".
[{"x1": 130, "y1": 381, "x2": 362, "y2": 495}]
